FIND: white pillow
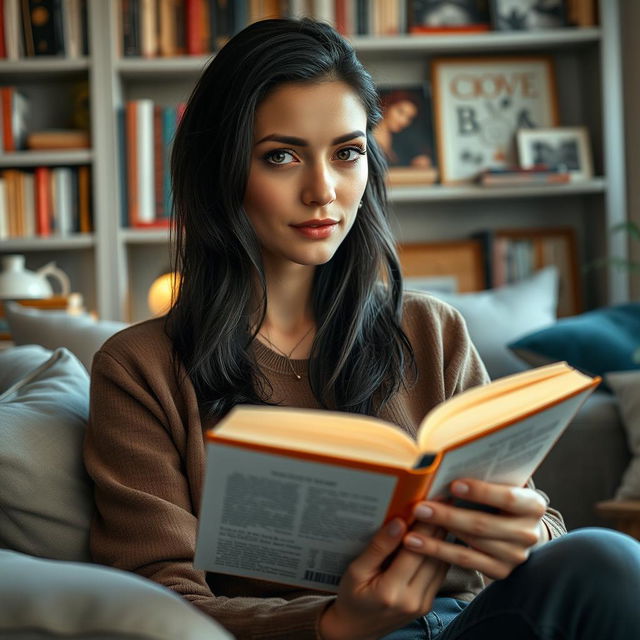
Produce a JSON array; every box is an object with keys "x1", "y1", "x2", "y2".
[
  {"x1": 4, "y1": 302, "x2": 128, "y2": 371},
  {"x1": 0, "y1": 549, "x2": 234, "y2": 640},
  {"x1": 412, "y1": 267, "x2": 559, "y2": 379},
  {"x1": 606, "y1": 370, "x2": 640, "y2": 499},
  {"x1": 0, "y1": 345, "x2": 92, "y2": 561}
]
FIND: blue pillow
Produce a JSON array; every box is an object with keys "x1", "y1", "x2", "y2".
[{"x1": 508, "y1": 303, "x2": 640, "y2": 378}]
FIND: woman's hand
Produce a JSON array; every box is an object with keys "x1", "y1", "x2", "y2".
[
  {"x1": 402, "y1": 479, "x2": 548, "y2": 581},
  {"x1": 319, "y1": 518, "x2": 449, "y2": 640}
]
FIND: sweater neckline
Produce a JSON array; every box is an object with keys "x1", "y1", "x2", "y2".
[{"x1": 253, "y1": 339, "x2": 309, "y2": 379}]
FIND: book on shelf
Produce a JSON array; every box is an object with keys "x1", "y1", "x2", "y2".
[
  {"x1": 121, "y1": 99, "x2": 183, "y2": 228},
  {"x1": 14, "y1": 0, "x2": 87, "y2": 58},
  {"x1": 26, "y1": 129, "x2": 90, "y2": 150},
  {"x1": 476, "y1": 166, "x2": 571, "y2": 187},
  {"x1": 195, "y1": 361, "x2": 599, "y2": 591},
  {"x1": 0, "y1": 165, "x2": 92, "y2": 238},
  {"x1": 0, "y1": 86, "x2": 29, "y2": 152},
  {"x1": 408, "y1": 0, "x2": 491, "y2": 34}
]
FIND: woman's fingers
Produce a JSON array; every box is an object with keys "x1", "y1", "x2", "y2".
[
  {"x1": 347, "y1": 517, "x2": 407, "y2": 581},
  {"x1": 403, "y1": 530, "x2": 514, "y2": 581},
  {"x1": 449, "y1": 479, "x2": 547, "y2": 518}
]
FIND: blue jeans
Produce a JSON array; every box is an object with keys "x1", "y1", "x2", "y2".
[{"x1": 381, "y1": 528, "x2": 640, "y2": 640}]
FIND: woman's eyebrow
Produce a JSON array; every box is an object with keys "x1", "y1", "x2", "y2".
[{"x1": 255, "y1": 130, "x2": 366, "y2": 146}]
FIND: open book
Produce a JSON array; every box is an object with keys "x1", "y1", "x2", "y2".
[{"x1": 195, "y1": 362, "x2": 599, "y2": 591}]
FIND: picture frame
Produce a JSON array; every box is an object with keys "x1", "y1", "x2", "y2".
[
  {"x1": 409, "y1": 0, "x2": 491, "y2": 33},
  {"x1": 398, "y1": 240, "x2": 486, "y2": 293},
  {"x1": 517, "y1": 126, "x2": 593, "y2": 182},
  {"x1": 374, "y1": 86, "x2": 438, "y2": 186},
  {"x1": 431, "y1": 56, "x2": 559, "y2": 184},
  {"x1": 490, "y1": 0, "x2": 566, "y2": 31}
]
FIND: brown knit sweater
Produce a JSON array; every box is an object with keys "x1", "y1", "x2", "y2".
[{"x1": 84, "y1": 291, "x2": 566, "y2": 640}]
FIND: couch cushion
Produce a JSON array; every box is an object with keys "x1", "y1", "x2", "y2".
[
  {"x1": 0, "y1": 345, "x2": 92, "y2": 561},
  {"x1": 606, "y1": 370, "x2": 640, "y2": 499},
  {"x1": 508, "y1": 303, "x2": 640, "y2": 380},
  {"x1": 4, "y1": 301, "x2": 128, "y2": 371},
  {"x1": 0, "y1": 549, "x2": 234, "y2": 640},
  {"x1": 420, "y1": 266, "x2": 558, "y2": 379}
]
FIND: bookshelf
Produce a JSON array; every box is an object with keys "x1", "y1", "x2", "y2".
[{"x1": 0, "y1": 0, "x2": 629, "y2": 323}]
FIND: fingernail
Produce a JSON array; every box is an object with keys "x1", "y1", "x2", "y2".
[
  {"x1": 452, "y1": 481, "x2": 469, "y2": 495},
  {"x1": 415, "y1": 505, "x2": 434, "y2": 519},
  {"x1": 386, "y1": 518, "x2": 403, "y2": 537},
  {"x1": 405, "y1": 534, "x2": 423, "y2": 548}
]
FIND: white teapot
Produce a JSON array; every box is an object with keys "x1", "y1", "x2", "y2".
[{"x1": 0, "y1": 254, "x2": 71, "y2": 299}]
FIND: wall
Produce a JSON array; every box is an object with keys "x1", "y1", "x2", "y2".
[{"x1": 621, "y1": 0, "x2": 640, "y2": 299}]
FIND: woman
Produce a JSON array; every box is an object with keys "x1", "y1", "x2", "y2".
[{"x1": 84, "y1": 18, "x2": 640, "y2": 640}]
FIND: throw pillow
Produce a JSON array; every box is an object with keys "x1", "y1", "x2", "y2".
[
  {"x1": 0, "y1": 345, "x2": 93, "y2": 562},
  {"x1": 606, "y1": 370, "x2": 640, "y2": 499},
  {"x1": 407, "y1": 266, "x2": 558, "y2": 379},
  {"x1": 0, "y1": 549, "x2": 234, "y2": 640},
  {"x1": 4, "y1": 301, "x2": 128, "y2": 371},
  {"x1": 509, "y1": 303, "x2": 640, "y2": 379}
]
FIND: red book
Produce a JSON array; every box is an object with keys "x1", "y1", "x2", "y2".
[
  {"x1": 0, "y1": 1, "x2": 6, "y2": 59},
  {"x1": 125, "y1": 101, "x2": 139, "y2": 227},
  {"x1": 184, "y1": 0, "x2": 203, "y2": 55},
  {"x1": 34, "y1": 167, "x2": 52, "y2": 237},
  {"x1": 1, "y1": 88, "x2": 14, "y2": 151}
]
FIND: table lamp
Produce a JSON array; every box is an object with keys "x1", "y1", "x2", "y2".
[{"x1": 147, "y1": 272, "x2": 181, "y2": 316}]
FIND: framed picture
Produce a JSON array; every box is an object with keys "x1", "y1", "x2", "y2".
[
  {"x1": 431, "y1": 56, "x2": 558, "y2": 184},
  {"x1": 398, "y1": 240, "x2": 485, "y2": 293},
  {"x1": 409, "y1": 0, "x2": 491, "y2": 33},
  {"x1": 374, "y1": 86, "x2": 438, "y2": 186},
  {"x1": 517, "y1": 126, "x2": 593, "y2": 181},
  {"x1": 490, "y1": 0, "x2": 566, "y2": 31}
]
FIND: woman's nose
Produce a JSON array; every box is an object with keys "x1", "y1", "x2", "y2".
[{"x1": 301, "y1": 163, "x2": 336, "y2": 207}]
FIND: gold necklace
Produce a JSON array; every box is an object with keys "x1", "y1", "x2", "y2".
[{"x1": 258, "y1": 326, "x2": 314, "y2": 380}]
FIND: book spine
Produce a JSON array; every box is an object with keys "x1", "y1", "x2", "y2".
[
  {"x1": 140, "y1": 0, "x2": 157, "y2": 57},
  {"x1": 14, "y1": 170, "x2": 25, "y2": 236},
  {"x1": 1, "y1": 88, "x2": 14, "y2": 152},
  {"x1": 34, "y1": 166, "x2": 52, "y2": 236},
  {"x1": 161, "y1": 105, "x2": 176, "y2": 219},
  {"x1": 125, "y1": 101, "x2": 139, "y2": 226},
  {"x1": 153, "y1": 104, "x2": 164, "y2": 219},
  {"x1": 53, "y1": 166, "x2": 73, "y2": 235},
  {"x1": 23, "y1": 170, "x2": 35, "y2": 237},
  {"x1": 4, "y1": 0, "x2": 23, "y2": 59},
  {"x1": 27, "y1": 0, "x2": 66, "y2": 56},
  {"x1": 136, "y1": 99, "x2": 156, "y2": 224},
  {"x1": 0, "y1": 177, "x2": 7, "y2": 239},
  {"x1": 122, "y1": 0, "x2": 141, "y2": 57},
  {"x1": 77, "y1": 164, "x2": 91, "y2": 232},
  {"x1": 184, "y1": 0, "x2": 203, "y2": 55},
  {"x1": 0, "y1": 0, "x2": 6, "y2": 58},
  {"x1": 117, "y1": 108, "x2": 129, "y2": 229}
]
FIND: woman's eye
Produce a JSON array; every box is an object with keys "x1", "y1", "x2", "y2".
[
  {"x1": 336, "y1": 146, "x2": 366, "y2": 162},
  {"x1": 265, "y1": 149, "x2": 295, "y2": 165}
]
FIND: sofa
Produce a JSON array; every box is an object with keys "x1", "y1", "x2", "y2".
[{"x1": 0, "y1": 269, "x2": 636, "y2": 638}]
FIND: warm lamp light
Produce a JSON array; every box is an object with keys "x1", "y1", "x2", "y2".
[{"x1": 147, "y1": 272, "x2": 181, "y2": 316}]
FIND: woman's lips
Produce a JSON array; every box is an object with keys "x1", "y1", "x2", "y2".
[{"x1": 291, "y1": 219, "x2": 339, "y2": 240}]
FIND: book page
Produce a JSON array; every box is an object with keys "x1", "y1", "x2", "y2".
[
  {"x1": 195, "y1": 443, "x2": 397, "y2": 591},
  {"x1": 425, "y1": 389, "x2": 589, "y2": 499}
]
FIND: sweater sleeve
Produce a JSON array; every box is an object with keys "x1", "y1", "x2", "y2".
[{"x1": 84, "y1": 347, "x2": 332, "y2": 640}]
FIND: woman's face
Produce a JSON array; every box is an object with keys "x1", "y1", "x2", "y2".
[
  {"x1": 385, "y1": 99, "x2": 417, "y2": 133},
  {"x1": 243, "y1": 80, "x2": 368, "y2": 270}
]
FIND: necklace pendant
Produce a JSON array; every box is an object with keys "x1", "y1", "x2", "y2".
[{"x1": 295, "y1": 373, "x2": 302, "y2": 380}]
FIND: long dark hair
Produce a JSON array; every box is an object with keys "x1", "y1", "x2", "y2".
[{"x1": 169, "y1": 17, "x2": 414, "y2": 417}]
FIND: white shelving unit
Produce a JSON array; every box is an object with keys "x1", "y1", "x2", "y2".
[{"x1": 0, "y1": 0, "x2": 628, "y2": 322}]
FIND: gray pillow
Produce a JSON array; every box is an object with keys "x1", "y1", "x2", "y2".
[
  {"x1": 0, "y1": 549, "x2": 234, "y2": 639},
  {"x1": 606, "y1": 370, "x2": 640, "y2": 499},
  {"x1": 4, "y1": 301, "x2": 128, "y2": 371},
  {"x1": 421, "y1": 266, "x2": 559, "y2": 379},
  {"x1": 0, "y1": 345, "x2": 92, "y2": 561}
]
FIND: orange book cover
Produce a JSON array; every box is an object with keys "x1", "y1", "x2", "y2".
[
  {"x1": 34, "y1": 166, "x2": 52, "y2": 237},
  {"x1": 125, "y1": 101, "x2": 139, "y2": 227},
  {"x1": 195, "y1": 362, "x2": 599, "y2": 591}
]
